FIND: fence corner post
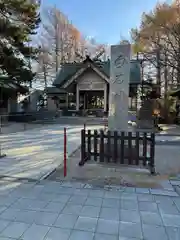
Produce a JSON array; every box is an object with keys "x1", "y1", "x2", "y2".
[
  {"x1": 0, "y1": 117, "x2": 6, "y2": 158},
  {"x1": 150, "y1": 132, "x2": 155, "y2": 175},
  {"x1": 79, "y1": 129, "x2": 86, "y2": 166}
]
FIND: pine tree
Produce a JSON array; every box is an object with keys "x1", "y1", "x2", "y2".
[{"x1": 0, "y1": 0, "x2": 40, "y2": 83}]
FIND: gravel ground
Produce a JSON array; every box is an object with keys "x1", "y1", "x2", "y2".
[{"x1": 47, "y1": 147, "x2": 168, "y2": 189}]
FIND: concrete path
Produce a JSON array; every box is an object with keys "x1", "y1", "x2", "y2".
[
  {"x1": 0, "y1": 179, "x2": 179, "y2": 239},
  {"x1": 0, "y1": 122, "x2": 45, "y2": 134},
  {"x1": 159, "y1": 124, "x2": 180, "y2": 136},
  {"x1": 0, "y1": 125, "x2": 101, "y2": 181},
  {"x1": 1, "y1": 121, "x2": 180, "y2": 180},
  {"x1": 155, "y1": 135, "x2": 180, "y2": 145}
]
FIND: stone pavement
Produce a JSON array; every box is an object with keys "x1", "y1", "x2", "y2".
[
  {"x1": 1, "y1": 122, "x2": 180, "y2": 181},
  {"x1": 0, "y1": 124, "x2": 102, "y2": 180},
  {"x1": 159, "y1": 124, "x2": 180, "y2": 136},
  {"x1": 0, "y1": 179, "x2": 180, "y2": 240},
  {"x1": 47, "y1": 146, "x2": 177, "y2": 189},
  {"x1": 0, "y1": 123, "x2": 45, "y2": 134}
]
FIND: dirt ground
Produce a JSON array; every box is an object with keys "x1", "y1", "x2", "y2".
[{"x1": 47, "y1": 147, "x2": 170, "y2": 189}]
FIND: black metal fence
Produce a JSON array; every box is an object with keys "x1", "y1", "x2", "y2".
[{"x1": 80, "y1": 129, "x2": 155, "y2": 174}]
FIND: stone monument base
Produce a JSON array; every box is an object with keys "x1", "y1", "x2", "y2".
[{"x1": 137, "y1": 120, "x2": 154, "y2": 129}]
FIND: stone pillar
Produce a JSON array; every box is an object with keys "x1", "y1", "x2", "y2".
[
  {"x1": 104, "y1": 83, "x2": 107, "y2": 112},
  {"x1": 76, "y1": 84, "x2": 79, "y2": 111},
  {"x1": 108, "y1": 44, "x2": 131, "y2": 132},
  {"x1": 47, "y1": 97, "x2": 56, "y2": 111}
]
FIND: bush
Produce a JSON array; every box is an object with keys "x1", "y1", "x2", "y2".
[{"x1": 157, "y1": 96, "x2": 176, "y2": 123}]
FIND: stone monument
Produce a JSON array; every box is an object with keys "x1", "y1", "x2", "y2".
[
  {"x1": 137, "y1": 98, "x2": 155, "y2": 130},
  {"x1": 108, "y1": 44, "x2": 131, "y2": 131},
  {"x1": 104, "y1": 44, "x2": 135, "y2": 162}
]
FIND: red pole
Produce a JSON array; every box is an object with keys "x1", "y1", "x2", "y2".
[{"x1": 64, "y1": 127, "x2": 67, "y2": 177}]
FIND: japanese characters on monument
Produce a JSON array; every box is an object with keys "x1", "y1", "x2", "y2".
[{"x1": 108, "y1": 44, "x2": 131, "y2": 132}]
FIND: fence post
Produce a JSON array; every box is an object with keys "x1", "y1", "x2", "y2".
[
  {"x1": 0, "y1": 116, "x2": 6, "y2": 159},
  {"x1": 120, "y1": 132, "x2": 125, "y2": 164},
  {"x1": 135, "y1": 132, "x2": 140, "y2": 165},
  {"x1": 79, "y1": 129, "x2": 86, "y2": 166},
  {"x1": 94, "y1": 130, "x2": 98, "y2": 162},
  {"x1": 142, "y1": 132, "x2": 147, "y2": 166},
  {"x1": 150, "y1": 133, "x2": 155, "y2": 175},
  {"x1": 100, "y1": 130, "x2": 104, "y2": 162},
  {"x1": 87, "y1": 130, "x2": 91, "y2": 159},
  {"x1": 64, "y1": 127, "x2": 67, "y2": 177},
  {"x1": 114, "y1": 131, "x2": 118, "y2": 163},
  {"x1": 107, "y1": 131, "x2": 111, "y2": 162},
  {"x1": 0, "y1": 116, "x2": 1, "y2": 134},
  {"x1": 128, "y1": 132, "x2": 132, "y2": 164}
]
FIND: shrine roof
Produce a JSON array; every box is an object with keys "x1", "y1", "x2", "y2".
[
  {"x1": 53, "y1": 57, "x2": 141, "y2": 87},
  {"x1": 46, "y1": 87, "x2": 67, "y2": 94}
]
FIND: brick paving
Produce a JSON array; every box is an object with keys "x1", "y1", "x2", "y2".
[
  {"x1": 0, "y1": 179, "x2": 179, "y2": 240},
  {"x1": 0, "y1": 121, "x2": 180, "y2": 239}
]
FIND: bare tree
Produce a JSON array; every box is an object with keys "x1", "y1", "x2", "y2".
[
  {"x1": 36, "y1": 4, "x2": 110, "y2": 89},
  {"x1": 131, "y1": 2, "x2": 180, "y2": 88},
  {"x1": 40, "y1": 6, "x2": 83, "y2": 69}
]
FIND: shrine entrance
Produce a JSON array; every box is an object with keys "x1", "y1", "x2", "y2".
[{"x1": 79, "y1": 90, "x2": 106, "y2": 111}]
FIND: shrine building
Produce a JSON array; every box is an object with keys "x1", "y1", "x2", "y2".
[{"x1": 46, "y1": 56, "x2": 141, "y2": 115}]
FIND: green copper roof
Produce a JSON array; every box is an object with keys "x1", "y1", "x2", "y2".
[
  {"x1": 46, "y1": 87, "x2": 67, "y2": 94},
  {"x1": 53, "y1": 59, "x2": 141, "y2": 87}
]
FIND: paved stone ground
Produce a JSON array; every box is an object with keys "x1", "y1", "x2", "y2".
[
  {"x1": 0, "y1": 124, "x2": 102, "y2": 180},
  {"x1": 1, "y1": 121, "x2": 180, "y2": 181},
  {"x1": 0, "y1": 179, "x2": 179, "y2": 240},
  {"x1": 0, "y1": 122, "x2": 46, "y2": 134},
  {"x1": 159, "y1": 124, "x2": 180, "y2": 136}
]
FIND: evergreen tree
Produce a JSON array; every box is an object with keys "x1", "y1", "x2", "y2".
[{"x1": 0, "y1": 0, "x2": 40, "y2": 83}]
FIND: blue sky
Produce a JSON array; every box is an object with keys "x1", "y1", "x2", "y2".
[{"x1": 42, "y1": 0, "x2": 172, "y2": 44}]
